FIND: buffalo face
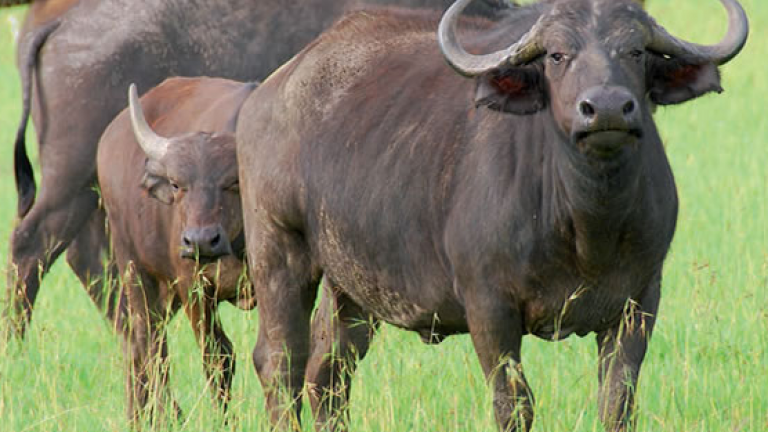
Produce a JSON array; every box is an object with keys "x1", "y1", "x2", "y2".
[
  {"x1": 439, "y1": 0, "x2": 748, "y2": 158},
  {"x1": 128, "y1": 85, "x2": 242, "y2": 261},
  {"x1": 144, "y1": 133, "x2": 241, "y2": 261}
]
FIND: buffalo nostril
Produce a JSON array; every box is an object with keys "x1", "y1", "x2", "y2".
[
  {"x1": 210, "y1": 233, "x2": 221, "y2": 248},
  {"x1": 622, "y1": 100, "x2": 636, "y2": 116},
  {"x1": 182, "y1": 236, "x2": 192, "y2": 247},
  {"x1": 579, "y1": 101, "x2": 596, "y2": 118}
]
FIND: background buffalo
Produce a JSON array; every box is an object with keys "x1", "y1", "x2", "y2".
[{"x1": 2, "y1": 0, "x2": 509, "y2": 340}]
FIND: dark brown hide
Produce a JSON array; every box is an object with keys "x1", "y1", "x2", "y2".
[
  {"x1": 236, "y1": 0, "x2": 744, "y2": 431},
  {"x1": 97, "y1": 77, "x2": 254, "y2": 423},
  {"x1": 5, "y1": 0, "x2": 511, "y2": 340},
  {"x1": 0, "y1": 0, "x2": 34, "y2": 6}
]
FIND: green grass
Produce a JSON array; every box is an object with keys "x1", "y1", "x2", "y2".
[{"x1": 1, "y1": 1, "x2": 767, "y2": 431}]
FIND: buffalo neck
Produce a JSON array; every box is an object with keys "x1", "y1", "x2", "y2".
[{"x1": 543, "y1": 118, "x2": 648, "y2": 276}]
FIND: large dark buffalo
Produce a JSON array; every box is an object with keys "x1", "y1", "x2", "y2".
[
  {"x1": 235, "y1": 0, "x2": 747, "y2": 430},
  {"x1": 3, "y1": 0, "x2": 510, "y2": 339},
  {"x1": 97, "y1": 77, "x2": 255, "y2": 423}
]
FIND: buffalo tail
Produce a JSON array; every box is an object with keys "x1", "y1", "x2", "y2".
[{"x1": 13, "y1": 19, "x2": 60, "y2": 218}]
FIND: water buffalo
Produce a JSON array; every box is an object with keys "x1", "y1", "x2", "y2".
[
  {"x1": 97, "y1": 77, "x2": 255, "y2": 423},
  {"x1": 2, "y1": 0, "x2": 513, "y2": 340},
  {"x1": 235, "y1": 0, "x2": 747, "y2": 430}
]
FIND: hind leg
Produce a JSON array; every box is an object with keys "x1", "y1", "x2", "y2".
[
  {"x1": 5, "y1": 183, "x2": 99, "y2": 339},
  {"x1": 183, "y1": 290, "x2": 235, "y2": 412},
  {"x1": 306, "y1": 280, "x2": 379, "y2": 431},
  {"x1": 249, "y1": 226, "x2": 319, "y2": 430},
  {"x1": 65, "y1": 205, "x2": 122, "y2": 325},
  {"x1": 5, "y1": 54, "x2": 130, "y2": 340}
]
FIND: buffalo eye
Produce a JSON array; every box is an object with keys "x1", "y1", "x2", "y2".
[
  {"x1": 226, "y1": 181, "x2": 240, "y2": 193},
  {"x1": 170, "y1": 182, "x2": 181, "y2": 193},
  {"x1": 629, "y1": 49, "x2": 645, "y2": 61},
  {"x1": 548, "y1": 52, "x2": 566, "y2": 65}
]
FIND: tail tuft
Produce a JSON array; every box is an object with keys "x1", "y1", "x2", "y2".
[{"x1": 14, "y1": 132, "x2": 35, "y2": 218}]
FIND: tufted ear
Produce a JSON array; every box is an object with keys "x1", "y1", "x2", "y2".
[
  {"x1": 140, "y1": 159, "x2": 174, "y2": 205},
  {"x1": 648, "y1": 56, "x2": 722, "y2": 105},
  {"x1": 474, "y1": 65, "x2": 547, "y2": 114}
]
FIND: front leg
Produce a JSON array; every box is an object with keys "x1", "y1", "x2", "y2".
[
  {"x1": 596, "y1": 275, "x2": 660, "y2": 432},
  {"x1": 183, "y1": 288, "x2": 235, "y2": 411},
  {"x1": 465, "y1": 288, "x2": 534, "y2": 432},
  {"x1": 121, "y1": 264, "x2": 180, "y2": 426}
]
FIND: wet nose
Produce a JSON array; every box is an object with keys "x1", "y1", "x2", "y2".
[
  {"x1": 180, "y1": 224, "x2": 232, "y2": 259},
  {"x1": 575, "y1": 86, "x2": 639, "y2": 131}
]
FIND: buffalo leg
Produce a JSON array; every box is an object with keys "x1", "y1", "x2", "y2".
[
  {"x1": 596, "y1": 276, "x2": 660, "y2": 432},
  {"x1": 249, "y1": 230, "x2": 318, "y2": 430},
  {"x1": 5, "y1": 182, "x2": 99, "y2": 339},
  {"x1": 121, "y1": 265, "x2": 179, "y2": 425},
  {"x1": 306, "y1": 281, "x2": 379, "y2": 431},
  {"x1": 65, "y1": 205, "x2": 122, "y2": 323},
  {"x1": 183, "y1": 291, "x2": 235, "y2": 411},
  {"x1": 465, "y1": 289, "x2": 534, "y2": 432}
]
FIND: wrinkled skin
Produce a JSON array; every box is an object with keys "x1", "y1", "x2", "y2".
[
  {"x1": 235, "y1": 0, "x2": 744, "y2": 431},
  {"x1": 4, "y1": 0, "x2": 511, "y2": 339},
  {"x1": 97, "y1": 77, "x2": 256, "y2": 424}
]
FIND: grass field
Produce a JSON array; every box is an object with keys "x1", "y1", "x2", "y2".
[{"x1": 0, "y1": 1, "x2": 766, "y2": 431}]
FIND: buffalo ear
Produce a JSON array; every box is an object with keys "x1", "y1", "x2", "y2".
[
  {"x1": 475, "y1": 66, "x2": 547, "y2": 115},
  {"x1": 140, "y1": 159, "x2": 174, "y2": 205},
  {"x1": 648, "y1": 56, "x2": 722, "y2": 105}
]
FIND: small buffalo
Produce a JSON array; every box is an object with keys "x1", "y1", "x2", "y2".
[{"x1": 97, "y1": 77, "x2": 255, "y2": 423}]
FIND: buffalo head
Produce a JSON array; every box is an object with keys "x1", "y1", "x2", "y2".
[
  {"x1": 439, "y1": 0, "x2": 748, "y2": 158},
  {"x1": 127, "y1": 84, "x2": 242, "y2": 261}
]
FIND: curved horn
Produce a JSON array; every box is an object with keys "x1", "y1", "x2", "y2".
[
  {"x1": 128, "y1": 83, "x2": 170, "y2": 160},
  {"x1": 438, "y1": 0, "x2": 545, "y2": 77},
  {"x1": 648, "y1": 0, "x2": 748, "y2": 65}
]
